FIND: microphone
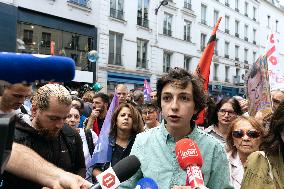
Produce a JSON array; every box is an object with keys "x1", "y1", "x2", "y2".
[
  {"x1": 90, "y1": 155, "x2": 140, "y2": 189},
  {"x1": 0, "y1": 52, "x2": 75, "y2": 84},
  {"x1": 176, "y1": 138, "x2": 206, "y2": 189},
  {"x1": 134, "y1": 177, "x2": 158, "y2": 189}
]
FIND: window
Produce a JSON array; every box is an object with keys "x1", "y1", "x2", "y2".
[
  {"x1": 23, "y1": 30, "x2": 33, "y2": 44},
  {"x1": 267, "y1": 15, "x2": 270, "y2": 28},
  {"x1": 69, "y1": 35, "x2": 79, "y2": 50},
  {"x1": 215, "y1": 38, "x2": 219, "y2": 55},
  {"x1": 67, "y1": 0, "x2": 89, "y2": 7},
  {"x1": 109, "y1": 31, "x2": 123, "y2": 65},
  {"x1": 276, "y1": 20, "x2": 278, "y2": 32},
  {"x1": 235, "y1": 0, "x2": 239, "y2": 11},
  {"x1": 201, "y1": 4, "x2": 207, "y2": 25},
  {"x1": 214, "y1": 63, "x2": 219, "y2": 81},
  {"x1": 253, "y1": 51, "x2": 256, "y2": 62},
  {"x1": 184, "y1": 20, "x2": 191, "y2": 42},
  {"x1": 253, "y1": 7, "x2": 256, "y2": 20},
  {"x1": 200, "y1": 33, "x2": 207, "y2": 50},
  {"x1": 214, "y1": 10, "x2": 219, "y2": 24},
  {"x1": 163, "y1": 52, "x2": 171, "y2": 73},
  {"x1": 225, "y1": 66, "x2": 229, "y2": 82},
  {"x1": 225, "y1": 15, "x2": 230, "y2": 34},
  {"x1": 244, "y1": 2, "x2": 248, "y2": 16},
  {"x1": 236, "y1": 68, "x2": 240, "y2": 77},
  {"x1": 137, "y1": 0, "x2": 149, "y2": 28},
  {"x1": 244, "y1": 48, "x2": 248, "y2": 63},
  {"x1": 163, "y1": 13, "x2": 173, "y2": 36},
  {"x1": 184, "y1": 0, "x2": 192, "y2": 9},
  {"x1": 184, "y1": 56, "x2": 191, "y2": 72},
  {"x1": 244, "y1": 24, "x2": 248, "y2": 41},
  {"x1": 110, "y1": 0, "x2": 124, "y2": 20},
  {"x1": 253, "y1": 29, "x2": 256, "y2": 43},
  {"x1": 235, "y1": 45, "x2": 239, "y2": 60},
  {"x1": 225, "y1": 41, "x2": 230, "y2": 58},
  {"x1": 137, "y1": 38, "x2": 148, "y2": 69},
  {"x1": 235, "y1": 20, "x2": 239, "y2": 37},
  {"x1": 41, "y1": 32, "x2": 51, "y2": 47}
]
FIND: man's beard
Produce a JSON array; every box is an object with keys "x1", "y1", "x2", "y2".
[{"x1": 34, "y1": 118, "x2": 60, "y2": 139}]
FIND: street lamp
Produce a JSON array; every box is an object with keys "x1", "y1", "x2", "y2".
[
  {"x1": 155, "y1": 0, "x2": 168, "y2": 15},
  {"x1": 155, "y1": 0, "x2": 168, "y2": 43}
]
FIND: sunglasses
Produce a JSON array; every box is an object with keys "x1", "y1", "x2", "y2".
[{"x1": 232, "y1": 130, "x2": 260, "y2": 139}]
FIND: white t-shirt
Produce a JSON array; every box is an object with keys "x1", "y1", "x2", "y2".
[{"x1": 79, "y1": 128, "x2": 98, "y2": 167}]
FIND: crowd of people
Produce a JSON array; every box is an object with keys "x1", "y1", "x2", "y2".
[{"x1": 0, "y1": 67, "x2": 283, "y2": 189}]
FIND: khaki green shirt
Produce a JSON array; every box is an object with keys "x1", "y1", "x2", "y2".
[{"x1": 241, "y1": 151, "x2": 284, "y2": 189}]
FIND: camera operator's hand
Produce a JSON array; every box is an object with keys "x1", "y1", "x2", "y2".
[{"x1": 42, "y1": 172, "x2": 92, "y2": 189}]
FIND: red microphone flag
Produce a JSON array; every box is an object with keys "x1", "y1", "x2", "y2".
[{"x1": 194, "y1": 17, "x2": 222, "y2": 125}]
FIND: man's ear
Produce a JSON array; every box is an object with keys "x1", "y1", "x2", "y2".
[{"x1": 31, "y1": 105, "x2": 38, "y2": 118}]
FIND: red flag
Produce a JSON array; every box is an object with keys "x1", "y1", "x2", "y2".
[{"x1": 194, "y1": 17, "x2": 222, "y2": 125}]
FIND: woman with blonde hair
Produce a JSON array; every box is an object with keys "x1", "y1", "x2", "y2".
[{"x1": 226, "y1": 116, "x2": 265, "y2": 189}]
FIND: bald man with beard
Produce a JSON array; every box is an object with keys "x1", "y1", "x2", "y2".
[{"x1": 3, "y1": 84, "x2": 86, "y2": 189}]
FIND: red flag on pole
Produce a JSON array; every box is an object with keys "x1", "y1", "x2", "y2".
[{"x1": 194, "y1": 17, "x2": 222, "y2": 125}]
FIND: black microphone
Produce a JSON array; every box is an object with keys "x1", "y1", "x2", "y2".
[
  {"x1": 90, "y1": 155, "x2": 140, "y2": 189},
  {"x1": 0, "y1": 52, "x2": 75, "y2": 84}
]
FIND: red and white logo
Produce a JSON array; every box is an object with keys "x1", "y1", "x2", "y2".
[{"x1": 96, "y1": 167, "x2": 120, "y2": 189}]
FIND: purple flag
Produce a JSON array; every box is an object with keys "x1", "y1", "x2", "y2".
[
  {"x1": 144, "y1": 79, "x2": 152, "y2": 103},
  {"x1": 88, "y1": 93, "x2": 118, "y2": 167}
]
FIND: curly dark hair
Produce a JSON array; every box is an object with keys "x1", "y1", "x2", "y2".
[
  {"x1": 109, "y1": 103, "x2": 144, "y2": 138},
  {"x1": 226, "y1": 116, "x2": 265, "y2": 158},
  {"x1": 260, "y1": 101, "x2": 284, "y2": 155},
  {"x1": 156, "y1": 67, "x2": 206, "y2": 121},
  {"x1": 209, "y1": 97, "x2": 243, "y2": 126}
]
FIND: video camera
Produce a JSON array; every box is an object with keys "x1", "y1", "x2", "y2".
[{"x1": 0, "y1": 114, "x2": 16, "y2": 174}]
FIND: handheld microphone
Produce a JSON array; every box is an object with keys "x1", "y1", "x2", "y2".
[
  {"x1": 134, "y1": 177, "x2": 158, "y2": 189},
  {"x1": 90, "y1": 155, "x2": 141, "y2": 189},
  {"x1": 0, "y1": 52, "x2": 75, "y2": 84},
  {"x1": 176, "y1": 138, "x2": 206, "y2": 189}
]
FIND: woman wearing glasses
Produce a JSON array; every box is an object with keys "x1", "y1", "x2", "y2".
[
  {"x1": 241, "y1": 102, "x2": 284, "y2": 189},
  {"x1": 205, "y1": 97, "x2": 243, "y2": 143},
  {"x1": 226, "y1": 116, "x2": 265, "y2": 189}
]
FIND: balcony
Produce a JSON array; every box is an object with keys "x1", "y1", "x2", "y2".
[
  {"x1": 110, "y1": 8, "x2": 124, "y2": 20},
  {"x1": 225, "y1": 29, "x2": 230, "y2": 34},
  {"x1": 235, "y1": 8, "x2": 239, "y2": 12},
  {"x1": 253, "y1": 40, "x2": 256, "y2": 45},
  {"x1": 244, "y1": 13, "x2": 248, "y2": 17},
  {"x1": 137, "y1": 16, "x2": 149, "y2": 28},
  {"x1": 225, "y1": 78, "x2": 229, "y2": 82},
  {"x1": 253, "y1": 17, "x2": 256, "y2": 21},
  {"x1": 225, "y1": 2, "x2": 230, "y2": 7},
  {"x1": 244, "y1": 37, "x2": 248, "y2": 41},
  {"x1": 235, "y1": 62, "x2": 240, "y2": 66},
  {"x1": 244, "y1": 60, "x2": 248, "y2": 64},
  {"x1": 225, "y1": 54, "x2": 229, "y2": 59},
  {"x1": 235, "y1": 57, "x2": 239, "y2": 61},
  {"x1": 184, "y1": 2, "x2": 192, "y2": 10},
  {"x1": 163, "y1": 28, "x2": 172, "y2": 37},
  {"x1": 201, "y1": 19, "x2": 207, "y2": 25},
  {"x1": 235, "y1": 33, "x2": 239, "y2": 38}
]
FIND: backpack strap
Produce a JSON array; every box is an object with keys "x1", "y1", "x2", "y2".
[
  {"x1": 61, "y1": 125, "x2": 77, "y2": 168},
  {"x1": 84, "y1": 129, "x2": 95, "y2": 157}
]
